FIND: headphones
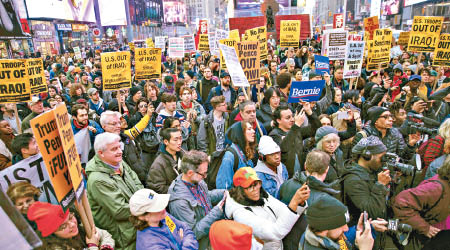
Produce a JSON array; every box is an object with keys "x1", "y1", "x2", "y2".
[{"x1": 361, "y1": 148, "x2": 372, "y2": 161}]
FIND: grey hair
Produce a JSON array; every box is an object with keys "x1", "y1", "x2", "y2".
[
  {"x1": 94, "y1": 132, "x2": 121, "y2": 153},
  {"x1": 439, "y1": 118, "x2": 450, "y2": 140},
  {"x1": 180, "y1": 150, "x2": 209, "y2": 174},
  {"x1": 316, "y1": 133, "x2": 340, "y2": 151},
  {"x1": 100, "y1": 110, "x2": 121, "y2": 127}
]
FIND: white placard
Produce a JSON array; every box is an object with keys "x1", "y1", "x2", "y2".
[
  {"x1": 168, "y1": 37, "x2": 185, "y2": 58},
  {"x1": 155, "y1": 36, "x2": 166, "y2": 49},
  {"x1": 219, "y1": 44, "x2": 250, "y2": 87},
  {"x1": 343, "y1": 41, "x2": 365, "y2": 78}
]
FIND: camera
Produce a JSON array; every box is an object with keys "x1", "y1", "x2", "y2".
[
  {"x1": 406, "y1": 122, "x2": 438, "y2": 135},
  {"x1": 387, "y1": 219, "x2": 412, "y2": 233},
  {"x1": 382, "y1": 152, "x2": 415, "y2": 176}
]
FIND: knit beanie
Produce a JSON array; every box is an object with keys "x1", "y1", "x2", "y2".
[
  {"x1": 352, "y1": 135, "x2": 387, "y2": 155},
  {"x1": 210, "y1": 220, "x2": 253, "y2": 250},
  {"x1": 27, "y1": 201, "x2": 69, "y2": 237},
  {"x1": 306, "y1": 195, "x2": 350, "y2": 231},
  {"x1": 315, "y1": 126, "x2": 338, "y2": 142},
  {"x1": 129, "y1": 86, "x2": 141, "y2": 97},
  {"x1": 367, "y1": 106, "x2": 389, "y2": 123}
]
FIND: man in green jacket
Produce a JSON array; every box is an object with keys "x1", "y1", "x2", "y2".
[{"x1": 86, "y1": 132, "x2": 144, "y2": 250}]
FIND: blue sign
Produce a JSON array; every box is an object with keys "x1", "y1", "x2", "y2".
[
  {"x1": 288, "y1": 80, "x2": 326, "y2": 103},
  {"x1": 314, "y1": 55, "x2": 330, "y2": 75}
]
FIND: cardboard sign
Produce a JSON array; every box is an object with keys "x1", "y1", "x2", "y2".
[
  {"x1": 168, "y1": 37, "x2": 185, "y2": 58},
  {"x1": 214, "y1": 29, "x2": 229, "y2": 57},
  {"x1": 219, "y1": 39, "x2": 238, "y2": 69},
  {"x1": 195, "y1": 19, "x2": 209, "y2": 49},
  {"x1": 288, "y1": 80, "x2": 326, "y2": 103},
  {"x1": 333, "y1": 14, "x2": 344, "y2": 29},
  {"x1": 155, "y1": 36, "x2": 166, "y2": 49},
  {"x1": 343, "y1": 41, "x2": 365, "y2": 78},
  {"x1": 198, "y1": 34, "x2": 210, "y2": 52},
  {"x1": 408, "y1": 16, "x2": 444, "y2": 52},
  {"x1": 433, "y1": 34, "x2": 450, "y2": 66},
  {"x1": 183, "y1": 35, "x2": 196, "y2": 53},
  {"x1": 208, "y1": 31, "x2": 218, "y2": 56},
  {"x1": 280, "y1": 20, "x2": 301, "y2": 47},
  {"x1": 101, "y1": 51, "x2": 131, "y2": 90},
  {"x1": 229, "y1": 29, "x2": 240, "y2": 42},
  {"x1": 73, "y1": 47, "x2": 82, "y2": 59},
  {"x1": 27, "y1": 58, "x2": 48, "y2": 95},
  {"x1": 397, "y1": 32, "x2": 410, "y2": 46},
  {"x1": 364, "y1": 16, "x2": 379, "y2": 40},
  {"x1": 219, "y1": 43, "x2": 249, "y2": 87},
  {"x1": 367, "y1": 29, "x2": 392, "y2": 68},
  {"x1": 237, "y1": 41, "x2": 260, "y2": 85},
  {"x1": 146, "y1": 38, "x2": 154, "y2": 48},
  {"x1": 135, "y1": 48, "x2": 162, "y2": 80},
  {"x1": 314, "y1": 55, "x2": 330, "y2": 75},
  {"x1": 327, "y1": 30, "x2": 348, "y2": 60},
  {"x1": 244, "y1": 26, "x2": 267, "y2": 60},
  {"x1": 0, "y1": 59, "x2": 31, "y2": 103}
]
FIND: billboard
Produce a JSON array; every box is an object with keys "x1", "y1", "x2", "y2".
[
  {"x1": 163, "y1": 0, "x2": 186, "y2": 23},
  {"x1": 25, "y1": 0, "x2": 95, "y2": 22},
  {"x1": 382, "y1": 0, "x2": 400, "y2": 15},
  {"x1": 98, "y1": 0, "x2": 127, "y2": 26},
  {"x1": 404, "y1": 0, "x2": 428, "y2": 7},
  {"x1": 0, "y1": 0, "x2": 28, "y2": 39}
]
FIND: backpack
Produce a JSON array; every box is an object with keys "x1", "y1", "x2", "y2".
[{"x1": 205, "y1": 146, "x2": 240, "y2": 190}]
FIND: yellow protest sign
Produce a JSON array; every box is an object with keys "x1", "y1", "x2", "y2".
[
  {"x1": 135, "y1": 48, "x2": 162, "y2": 80},
  {"x1": 280, "y1": 20, "x2": 301, "y2": 47},
  {"x1": 364, "y1": 16, "x2": 379, "y2": 40},
  {"x1": 367, "y1": 29, "x2": 392, "y2": 69},
  {"x1": 229, "y1": 29, "x2": 240, "y2": 42},
  {"x1": 244, "y1": 26, "x2": 267, "y2": 60},
  {"x1": 0, "y1": 59, "x2": 31, "y2": 103},
  {"x1": 53, "y1": 104, "x2": 84, "y2": 200},
  {"x1": 433, "y1": 34, "x2": 450, "y2": 66},
  {"x1": 397, "y1": 32, "x2": 410, "y2": 46},
  {"x1": 128, "y1": 42, "x2": 135, "y2": 51},
  {"x1": 146, "y1": 38, "x2": 154, "y2": 48},
  {"x1": 198, "y1": 34, "x2": 210, "y2": 51},
  {"x1": 26, "y1": 58, "x2": 48, "y2": 95},
  {"x1": 101, "y1": 51, "x2": 131, "y2": 90},
  {"x1": 237, "y1": 41, "x2": 260, "y2": 85},
  {"x1": 220, "y1": 38, "x2": 239, "y2": 69},
  {"x1": 408, "y1": 16, "x2": 444, "y2": 52}
]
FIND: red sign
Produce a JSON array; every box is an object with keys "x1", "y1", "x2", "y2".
[
  {"x1": 20, "y1": 19, "x2": 31, "y2": 34},
  {"x1": 333, "y1": 14, "x2": 344, "y2": 29},
  {"x1": 275, "y1": 15, "x2": 311, "y2": 41},
  {"x1": 195, "y1": 19, "x2": 208, "y2": 50},
  {"x1": 228, "y1": 16, "x2": 266, "y2": 37}
]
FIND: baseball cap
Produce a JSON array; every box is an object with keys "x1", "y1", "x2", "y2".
[
  {"x1": 409, "y1": 75, "x2": 421, "y2": 82},
  {"x1": 87, "y1": 88, "x2": 98, "y2": 96},
  {"x1": 233, "y1": 167, "x2": 261, "y2": 188},
  {"x1": 220, "y1": 71, "x2": 230, "y2": 78},
  {"x1": 29, "y1": 96, "x2": 42, "y2": 106},
  {"x1": 129, "y1": 189, "x2": 170, "y2": 216}
]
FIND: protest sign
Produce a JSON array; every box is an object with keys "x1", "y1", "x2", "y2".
[
  {"x1": 168, "y1": 37, "x2": 185, "y2": 58},
  {"x1": 280, "y1": 20, "x2": 301, "y2": 47},
  {"x1": 367, "y1": 29, "x2": 392, "y2": 69},
  {"x1": 397, "y1": 32, "x2": 410, "y2": 46},
  {"x1": 364, "y1": 16, "x2": 379, "y2": 40},
  {"x1": 198, "y1": 34, "x2": 210, "y2": 52},
  {"x1": 26, "y1": 58, "x2": 47, "y2": 95},
  {"x1": 219, "y1": 43, "x2": 249, "y2": 87},
  {"x1": 333, "y1": 14, "x2": 344, "y2": 29},
  {"x1": 408, "y1": 16, "x2": 444, "y2": 52},
  {"x1": 327, "y1": 30, "x2": 348, "y2": 60},
  {"x1": 237, "y1": 41, "x2": 260, "y2": 85},
  {"x1": 101, "y1": 51, "x2": 131, "y2": 90},
  {"x1": 146, "y1": 38, "x2": 154, "y2": 48},
  {"x1": 30, "y1": 110, "x2": 75, "y2": 209},
  {"x1": 288, "y1": 80, "x2": 326, "y2": 103},
  {"x1": 195, "y1": 19, "x2": 209, "y2": 48},
  {"x1": 229, "y1": 29, "x2": 240, "y2": 42},
  {"x1": 314, "y1": 55, "x2": 330, "y2": 75},
  {"x1": 219, "y1": 39, "x2": 238, "y2": 69},
  {"x1": 214, "y1": 29, "x2": 229, "y2": 57},
  {"x1": 244, "y1": 26, "x2": 268, "y2": 60},
  {"x1": 0, "y1": 59, "x2": 31, "y2": 103},
  {"x1": 73, "y1": 47, "x2": 82, "y2": 59},
  {"x1": 155, "y1": 36, "x2": 166, "y2": 49},
  {"x1": 208, "y1": 31, "x2": 218, "y2": 56},
  {"x1": 74, "y1": 128, "x2": 91, "y2": 164},
  {"x1": 128, "y1": 42, "x2": 135, "y2": 51},
  {"x1": 135, "y1": 48, "x2": 162, "y2": 80},
  {"x1": 433, "y1": 34, "x2": 450, "y2": 66},
  {"x1": 183, "y1": 35, "x2": 196, "y2": 53},
  {"x1": 343, "y1": 41, "x2": 365, "y2": 78},
  {"x1": 0, "y1": 154, "x2": 58, "y2": 204}
]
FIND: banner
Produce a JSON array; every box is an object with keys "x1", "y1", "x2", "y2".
[
  {"x1": 73, "y1": 46, "x2": 82, "y2": 60},
  {"x1": 0, "y1": 59, "x2": 31, "y2": 103},
  {"x1": 368, "y1": 29, "x2": 392, "y2": 68},
  {"x1": 343, "y1": 41, "x2": 365, "y2": 78},
  {"x1": 408, "y1": 16, "x2": 444, "y2": 52},
  {"x1": 169, "y1": 37, "x2": 185, "y2": 58},
  {"x1": 198, "y1": 34, "x2": 210, "y2": 52},
  {"x1": 219, "y1": 39, "x2": 238, "y2": 69},
  {"x1": 314, "y1": 55, "x2": 330, "y2": 75},
  {"x1": 433, "y1": 34, "x2": 450, "y2": 66},
  {"x1": 26, "y1": 58, "x2": 47, "y2": 95},
  {"x1": 327, "y1": 30, "x2": 348, "y2": 60},
  {"x1": 237, "y1": 41, "x2": 260, "y2": 85},
  {"x1": 333, "y1": 14, "x2": 344, "y2": 29},
  {"x1": 135, "y1": 48, "x2": 162, "y2": 80},
  {"x1": 229, "y1": 29, "x2": 240, "y2": 42},
  {"x1": 146, "y1": 38, "x2": 154, "y2": 48},
  {"x1": 288, "y1": 80, "x2": 326, "y2": 103},
  {"x1": 397, "y1": 32, "x2": 410, "y2": 46},
  {"x1": 219, "y1": 44, "x2": 249, "y2": 87},
  {"x1": 0, "y1": 0, "x2": 30, "y2": 39},
  {"x1": 364, "y1": 16, "x2": 379, "y2": 40},
  {"x1": 280, "y1": 20, "x2": 301, "y2": 47},
  {"x1": 101, "y1": 51, "x2": 131, "y2": 90},
  {"x1": 183, "y1": 35, "x2": 196, "y2": 53},
  {"x1": 244, "y1": 26, "x2": 267, "y2": 60},
  {"x1": 155, "y1": 36, "x2": 166, "y2": 49}
]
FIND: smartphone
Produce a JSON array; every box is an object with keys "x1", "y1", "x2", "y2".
[
  {"x1": 363, "y1": 211, "x2": 368, "y2": 230},
  {"x1": 337, "y1": 110, "x2": 350, "y2": 120}
]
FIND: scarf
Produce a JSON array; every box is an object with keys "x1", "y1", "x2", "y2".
[
  {"x1": 73, "y1": 119, "x2": 88, "y2": 129},
  {"x1": 303, "y1": 226, "x2": 350, "y2": 250}
]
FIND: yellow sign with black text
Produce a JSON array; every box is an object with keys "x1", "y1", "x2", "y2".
[
  {"x1": 27, "y1": 58, "x2": 48, "y2": 95},
  {"x1": 101, "y1": 51, "x2": 132, "y2": 90},
  {"x1": 135, "y1": 48, "x2": 162, "y2": 80},
  {"x1": 237, "y1": 41, "x2": 260, "y2": 85},
  {"x1": 367, "y1": 29, "x2": 392, "y2": 69},
  {"x1": 280, "y1": 20, "x2": 301, "y2": 47},
  {"x1": 244, "y1": 26, "x2": 267, "y2": 60},
  {"x1": 408, "y1": 16, "x2": 444, "y2": 52},
  {"x1": 397, "y1": 32, "x2": 410, "y2": 46},
  {"x1": 433, "y1": 34, "x2": 450, "y2": 66},
  {"x1": 0, "y1": 59, "x2": 31, "y2": 103},
  {"x1": 198, "y1": 34, "x2": 210, "y2": 51}
]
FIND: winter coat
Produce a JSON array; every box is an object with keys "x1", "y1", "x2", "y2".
[
  {"x1": 330, "y1": 77, "x2": 349, "y2": 92},
  {"x1": 155, "y1": 109, "x2": 186, "y2": 131},
  {"x1": 136, "y1": 213, "x2": 198, "y2": 250},
  {"x1": 341, "y1": 162, "x2": 389, "y2": 226},
  {"x1": 196, "y1": 78, "x2": 218, "y2": 105},
  {"x1": 85, "y1": 155, "x2": 144, "y2": 250},
  {"x1": 225, "y1": 191, "x2": 300, "y2": 249},
  {"x1": 70, "y1": 119, "x2": 103, "y2": 146},
  {"x1": 426, "y1": 155, "x2": 446, "y2": 180},
  {"x1": 299, "y1": 227, "x2": 353, "y2": 250},
  {"x1": 254, "y1": 160, "x2": 289, "y2": 199},
  {"x1": 393, "y1": 175, "x2": 450, "y2": 235},
  {"x1": 205, "y1": 84, "x2": 237, "y2": 113},
  {"x1": 312, "y1": 84, "x2": 333, "y2": 117},
  {"x1": 168, "y1": 175, "x2": 225, "y2": 249},
  {"x1": 428, "y1": 86, "x2": 450, "y2": 123},
  {"x1": 120, "y1": 132, "x2": 147, "y2": 184},
  {"x1": 256, "y1": 103, "x2": 276, "y2": 133},
  {"x1": 197, "y1": 111, "x2": 229, "y2": 155},
  {"x1": 216, "y1": 143, "x2": 254, "y2": 189},
  {"x1": 146, "y1": 145, "x2": 184, "y2": 194},
  {"x1": 422, "y1": 135, "x2": 445, "y2": 172},
  {"x1": 88, "y1": 98, "x2": 108, "y2": 116},
  {"x1": 323, "y1": 148, "x2": 344, "y2": 185}
]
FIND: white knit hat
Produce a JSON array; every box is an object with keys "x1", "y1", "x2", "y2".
[{"x1": 258, "y1": 136, "x2": 280, "y2": 155}]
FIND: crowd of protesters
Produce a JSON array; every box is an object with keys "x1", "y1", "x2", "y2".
[{"x1": 1, "y1": 36, "x2": 450, "y2": 250}]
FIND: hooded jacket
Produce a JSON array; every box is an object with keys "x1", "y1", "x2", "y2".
[
  {"x1": 197, "y1": 110, "x2": 229, "y2": 155},
  {"x1": 254, "y1": 160, "x2": 289, "y2": 199},
  {"x1": 299, "y1": 227, "x2": 352, "y2": 250},
  {"x1": 256, "y1": 103, "x2": 276, "y2": 133}
]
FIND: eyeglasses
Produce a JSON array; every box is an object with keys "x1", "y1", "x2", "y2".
[
  {"x1": 56, "y1": 212, "x2": 76, "y2": 232},
  {"x1": 196, "y1": 171, "x2": 207, "y2": 178},
  {"x1": 138, "y1": 104, "x2": 148, "y2": 108},
  {"x1": 379, "y1": 114, "x2": 393, "y2": 119},
  {"x1": 245, "y1": 181, "x2": 261, "y2": 191}
]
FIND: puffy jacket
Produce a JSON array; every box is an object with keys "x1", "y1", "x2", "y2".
[
  {"x1": 146, "y1": 145, "x2": 184, "y2": 194},
  {"x1": 85, "y1": 155, "x2": 144, "y2": 250},
  {"x1": 197, "y1": 110, "x2": 229, "y2": 155},
  {"x1": 254, "y1": 160, "x2": 289, "y2": 199},
  {"x1": 120, "y1": 133, "x2": 147, "y2": 184},
  {"x1": 393, "y1": 175, "x2": 450, "y2": 235},
  {"x1": 168, "y1": 175, "x2": 225, "y2": 249},
  {"x1": 136, "y1": 214, "x2": 198, "y2": 250},
  {"x1": 256, "y1": 103, "x2": 276, "y2": 133},
  {"x1": 426, "y1": 155, "x2": 446, "y2": 180}
]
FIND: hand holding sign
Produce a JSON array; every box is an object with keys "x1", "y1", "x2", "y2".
[{"x1": 288, "y1": 80, "x2": 326, "y2": 103}]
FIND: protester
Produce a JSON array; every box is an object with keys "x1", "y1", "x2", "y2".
[
  {"x1": 21, "y1": 97, "x2": 44, "y2": 131},
  {"x1": 209, "y1": 220, "x2": 253, "y2": 250},
  {"x1": 7, "y1": 181, "x2": 40, "y2": 228},
  {"x1": 205, "y1": 71, "x2": 236, "y2": 113},
  {"x1": 11, "y1": 133, "x2": 38, "y2": 164},
  {"x1": 0, "y1": 103, "x2": 21, "y2": 133},
  {"x1": 70, "y1": 104, "x2": 103, "y2": 145}
]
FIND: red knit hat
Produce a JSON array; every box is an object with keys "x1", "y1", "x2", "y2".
[
  {"x1": 27, "y1": 201, "x2": 69, "y2": 237},
  {"x1": 209, "y1": 220, "x2": 252, "y2": 250}
]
